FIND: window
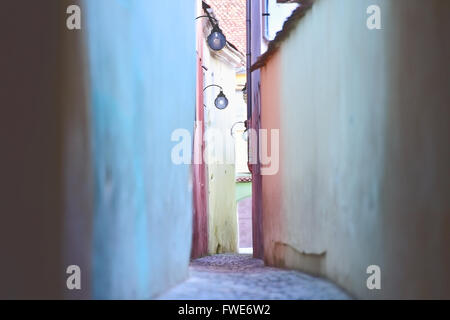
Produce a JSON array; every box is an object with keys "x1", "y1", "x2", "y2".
[{"x1": 263, "y1": 0, "x2": 299, "y2": 41}]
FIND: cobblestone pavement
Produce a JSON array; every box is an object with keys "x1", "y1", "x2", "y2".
[{"x1": 158, "y1": 254, "x2": 351, "y2": 300}]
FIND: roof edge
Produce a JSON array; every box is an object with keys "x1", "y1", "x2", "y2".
[
  {"x1": 251, "y1": 0, "x2": 315, "y2": 72},
  {"x1": 202, "y1": 1, "x2": 246, "y2": 60}
]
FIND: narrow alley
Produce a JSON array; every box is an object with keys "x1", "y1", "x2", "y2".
[
  {"x1": 1, "y1": 0, "x2": 450, "y2": 303},
  {"x1": 159, "y1": 254, "x2": 350, "y2": 300}
]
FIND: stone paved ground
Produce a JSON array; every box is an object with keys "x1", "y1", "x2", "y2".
[{"x1": 158, "y1": 254, "x2": 351, "y2": 300}]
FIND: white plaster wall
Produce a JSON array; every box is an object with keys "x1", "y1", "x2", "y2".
[
  {"x1": 234, "y1": 87, "x2": 249, "y2": 175},
  {"x1": 203, "y1": 45, "x2": 238, "y2": 254}
]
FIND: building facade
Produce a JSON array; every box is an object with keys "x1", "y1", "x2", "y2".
[{"x1": 252, "y1": 0, "x2": 450, "y2": 299}]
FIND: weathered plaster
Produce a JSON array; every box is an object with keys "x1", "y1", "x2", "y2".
[
  {"x1": 202, "y1": 42, "x2": 239, "y2": 255},
  {"x1": 261, "y1": 0, "x2": 450, "y2": 299}
]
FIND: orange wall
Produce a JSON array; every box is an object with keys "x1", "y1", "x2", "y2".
[
  {"x1": 260, "y1": 50, "x2": 284, "y2": 267},
  {"x1": 256, "y1": 0, "x2": 450, "y2": 299}
]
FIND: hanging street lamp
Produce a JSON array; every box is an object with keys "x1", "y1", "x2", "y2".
[
  {"x1": 214, "y1": 90, "x2": 229, "y2": 110},
  {"x1": 207, "y1": 24, "x2": 227, "y2": 51},
  {"x1": 203, "y1": 84, "x2": 229, "y2": 110},
  {"x1": 242, "y1": 83, "x2": 247, "y2": 104},
  {"x1": 195, "y1": 15, "x2": 227, "y2": 51},
  {"x1": 230, "y1": 121, "x2": 246, "y2": 139}
]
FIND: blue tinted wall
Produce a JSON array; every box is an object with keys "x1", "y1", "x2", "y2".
[{"x1": 84, "y1": 0, "x2": 196, "y2": 299}]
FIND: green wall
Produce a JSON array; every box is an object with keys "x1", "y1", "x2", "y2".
[{"x1": 236, "y1": 182, "x2": 252, "y2": 202}]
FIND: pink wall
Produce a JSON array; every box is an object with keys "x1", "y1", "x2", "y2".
[
  {"x1": 259, "y1": 51, "x2": 284, "y2": 266},
  {"x1": 191, "y1": 25, "x2": 209, "y2": 259}
]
